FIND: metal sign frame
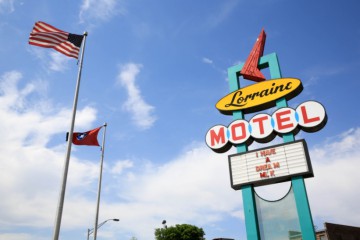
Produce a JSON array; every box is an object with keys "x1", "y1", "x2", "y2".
[{"x1": 228, "y1": 139, "x2": 313, "y2": 189}]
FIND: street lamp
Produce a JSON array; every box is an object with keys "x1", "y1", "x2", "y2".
[
  {"x1": 162, "y1": 220, "x2": 167, "y2": 229},
  {"x1": 87, "y1": 218, "x2": 119, "y2": 240}
]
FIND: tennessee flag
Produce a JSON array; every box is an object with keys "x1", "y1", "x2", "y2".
[{"x1": 72, "y1": 127, "x2": 102, "y2": 146}]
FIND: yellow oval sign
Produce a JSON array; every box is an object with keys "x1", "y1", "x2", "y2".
[{"x1": 216, "y1": 78, "x2": 303, "y2": 114}]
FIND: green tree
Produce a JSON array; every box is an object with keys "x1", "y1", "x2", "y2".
[{"x1": 154, "y1": 224, "x2": 205, "y2": 240}]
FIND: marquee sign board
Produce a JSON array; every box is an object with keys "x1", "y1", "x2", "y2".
[{"x1": 228, "y1": 139, "x2": 313, "y2": 189}]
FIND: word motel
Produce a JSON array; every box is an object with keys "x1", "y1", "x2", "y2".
[{"x1": 206, "y1": 100, "x2": 327, "y2": 153}]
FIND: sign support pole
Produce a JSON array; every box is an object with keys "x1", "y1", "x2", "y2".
[
  {"x1": 228, "y1": 65, "x2": 260, "y2": 240},
  {"x1": 264, "y1": 53, "x2": 316, "y2": 240}
]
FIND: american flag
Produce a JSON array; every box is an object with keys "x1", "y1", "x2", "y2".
[{"x1": 29, "y1": 21, "x2": 84, "y2": 59}]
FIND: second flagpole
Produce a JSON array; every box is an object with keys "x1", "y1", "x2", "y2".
[
  {"x1": 52, "y1": 31, "x2": 88, "y2": 240},
  {"x1": 93, "y1": 123, "x2": 107, "y2": 240}
]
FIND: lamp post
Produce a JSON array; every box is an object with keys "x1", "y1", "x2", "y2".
[
  {"x1": 162, "y1": 220, "x2": 167, "y2": 229},
  {"x1": 87, "y1": 218, "x2": 119, "y2": 240}
]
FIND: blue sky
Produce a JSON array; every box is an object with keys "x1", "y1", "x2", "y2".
[{"x1": 1, "y1": 0, "x2": 360, "y2": 239}]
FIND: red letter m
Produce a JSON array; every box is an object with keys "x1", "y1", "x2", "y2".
[
  {"x1": 210, "y1": 127, "x2": 226, "y2": 146},
  {"x1": 259, "y1": 172, "x2": 268, "y2": 178}
]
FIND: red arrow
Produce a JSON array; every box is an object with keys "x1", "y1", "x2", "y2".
[{"x1": 240, "y1": 29, "x2": 266, "y2": 82}]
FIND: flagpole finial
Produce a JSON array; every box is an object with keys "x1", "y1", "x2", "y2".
[
  {"x1": 104, "y1": 122, "x2": 107, "y2": 127},
  {"x1": 83, "y1": 31, "x2": 88, "y2": 36}
]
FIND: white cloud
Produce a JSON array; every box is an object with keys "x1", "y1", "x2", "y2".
[
  {"x1": 49, "y1": 52, "x2": 71, "y2": 72},
  {"x1": 27, "y1": 46, "x2": 47, "y2": 61},
  {"x1": 202, "y1": 57, "x2": 213, "y2": 64},
  {"x1": 116, "y1": 63, "x2": 157, "y2": 129},
  {"x1": 0, "y1": 233, "x2": 39, "y2": 240},
  {"x1": 110, "y1": 159, "x2": 133, "y2": 174},
  {"x1": 27, "y1": 47, "x2": 73, "y2": 73},
  {"x1": 251, "y1": 128, "x2": 360, "y2": 229},
  {"x1": 0, "y1": 70, "x2": 99, "y2": 233},
  {"x1": 302, "y1": 64, "x2": 347, "y2": 92},
  {"x1": 101, "y1": 144, "x2": 242, "y2": 239},
  {"x1": 0, "y1": 70, "x2": 239, "y2": 238},
  {"x1": 79, "y1": 0, "x2": 126, "y2": 24},
  {"x1": 0, "y1": 0, "x2": 15, "y2": 13},
  {"x1": 0, "y1": 71, "x2": 97, "y2": 146},
  {"x1": 1, "y1": 71, "x2": 360, "y2": 239},
  {"x1": 206, "y1": 0, "x2": 239, "y2": 28},
  {"x1": 307, "y1": 128, "x2": 360, "y2": 226}
]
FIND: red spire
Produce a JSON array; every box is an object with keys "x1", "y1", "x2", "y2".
[{"x1": 240, "y1": 29, "x2": 267, "y2": 82}]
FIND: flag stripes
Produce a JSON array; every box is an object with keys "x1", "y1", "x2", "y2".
[{"x1": 29, "y1": 21, "x2": 83, "y2": 59}]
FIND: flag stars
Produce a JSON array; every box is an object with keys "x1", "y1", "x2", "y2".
[{"x1": 68, "y1": 33, "x2": 83, "y2": 48}]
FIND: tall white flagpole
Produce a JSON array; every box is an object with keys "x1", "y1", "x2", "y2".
[
  {"x1": 93, "y1": 123, "x2": 107, "y2": 240},
  {"x1": 52, "y1": 31, "x2": 88, "y2": 240}
]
